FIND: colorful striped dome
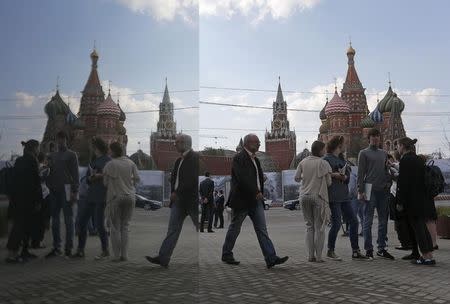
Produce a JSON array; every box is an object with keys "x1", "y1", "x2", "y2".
[
  {"x1": 319, "y1": 100, "x2": 328, "y2": 120},
  {"x1": 369, "y1": 105, "x2": 383, "y2": 123},
  {"x1": 97, "y1": 93, "x2": 120, "y2": 118},
  {"x1": 361, "y1": 116, "x2": 375, "y2": 128},
  {"x1": 325, "y1": 91, "x2": 350, "y2": 116}
]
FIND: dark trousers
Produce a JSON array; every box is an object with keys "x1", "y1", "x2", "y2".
[
  {"x1": 328, "y1": 201, "x2": 359, "y2": 252},
  {"x1": 7, "y1": 208, "x2": 33, "y2": 253},
  {"x1": 49, "y1": 190, "x2": 74, "y2": 251},
  {"x1": 407, "y1": 215, "x2": 433, "y2": 256},
  {"x1": 77, "y1": 201, "x2": 108, "y2": 252},
  {"x1": 200, "y1": 204, "x2": 214, "y2": 231},
  {"x1": 395, "y1": 217, "x2": 412, "y2": 247},
  {"x1": 31, "y1": 196, "x2": 50, "y2": 246},
  {"x1": 214, "y1": 207, "x2": 224, "y2": 228},
  {"x1": 222, "y1": 201, "x2": 277, "y2": 265}
]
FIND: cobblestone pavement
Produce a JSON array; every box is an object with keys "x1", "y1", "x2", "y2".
[{"x1": 1, "y1": 208, "x2": 449, "y2": 304}]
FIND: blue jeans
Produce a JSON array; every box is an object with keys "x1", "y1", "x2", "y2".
[
  {"x1": 49, "y1": 189, "x2": 74, "y2": 251},
  {"x1": 351, "y1": 199, "x2": 365, "y2": 234},
  {"x1": 77, "y1": 201, "x2": 108, "y2": 252},
  {"x1": 158, "y1": 201, "x2": 198, "y2": 265},
  {"x1": 76, "y1": 200, "x2": 96, "y2": 235},
  {"x1": 328, "y1": 201, "x2": 359, "y2": 252},
  {"x1": 363, "y1": 190, "x2": 389, "y2": 252},
  {"x1": 222, "y1": 201, "x2": 277, "y2": 265}
]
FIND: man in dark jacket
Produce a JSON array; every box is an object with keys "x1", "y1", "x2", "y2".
[
  {"x1": 221, "y1": 134, "x2": 288, "y2": 268},
  {"x1": 6, "y1": 140, "x2": 42, "y2": 263},
  {"x1": 199, "y1": 172, "x2": 215, "y2": 233},
  {"x1": 146, "y1": 134, "x2": 199, "y2": 267}
]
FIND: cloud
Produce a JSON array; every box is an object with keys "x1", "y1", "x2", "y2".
[
  {"x1": 115, "y1": 0, "x2": 198, "y2": 23},
  {"x1": 15, "y1": 92, "x2": 36, "y2": 108},
  {"x1": 199, "y1": 0, "x2": 321, "y2": 24}
]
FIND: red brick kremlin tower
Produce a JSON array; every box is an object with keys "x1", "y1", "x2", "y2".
[
  {"x1": 265, "y1": 78, "x2": 296, "y2": 171},
  {"x1": 150, "y1": 80, "x2": 179, "y2": 171}
]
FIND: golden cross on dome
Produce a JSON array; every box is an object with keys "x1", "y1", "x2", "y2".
[
  {"x1": 388, "y1": 72, "x2": 391, "y2": 87},
  {"x1": 108, "y1": 80, "x2": 112, "y2": 94},
  {"x1": 333, "y1": 77, "x2": 337, "y2": 92},
  {"x1": 56, "y1": 75, "x2": 60, "y2": 92}
]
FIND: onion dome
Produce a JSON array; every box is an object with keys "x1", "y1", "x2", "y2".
[
  {"x1": 97, "y1": 93, "x2": 120, "y2": 118},
  {"x1": 319, "y1": 120, "x2": 329, "y2": 133},
  {"x1": 118, "y1": 102, "x2": 126, "y2": 121},
  {"x1": 325, "y1": 90, "x2": 350, "y2": 116},
  {"x1": 347, "y1": 44, "x2": 356, "y2": 55},
  {"x1": 44, "y1": 90, "x2": 70, "y2": 118},
  {"x1": 319, "y1": 98, "x2": 328, "y2": 120},
  {"x1": 361, "y1": 116, "x2": 375, "y2": 128},
  {"x1": 378, "y1": 86, "x2": 405, "y2": 113},
  {"x1": 369, "y1": 105, "x2": 383, "y2": 123}
]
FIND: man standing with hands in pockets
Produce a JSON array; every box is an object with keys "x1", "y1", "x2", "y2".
[
  {"x1": 357, "y1": 128, "x2": 394, "y2": 260},
  {"x1": 221, "y1": 134, "x2": 288, "y2": 268}
]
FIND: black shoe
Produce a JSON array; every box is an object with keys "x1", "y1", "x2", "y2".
[
  {"x1": 207, "y1": 230, "x2": 215, "y2": 233},
  {"x1": 71, "y1": 251, "x2": 85, "y2": 258},
  {"x1": 395, "y1": 246, "x2": 413, "y2": 251},
  {"x1": 222, "y1": 256, "x2": 240, "y2": 265},
  {"x1": 358, "y1": 232, "x2": 363, "y2": 237},
  {"x1": 45, "y1": 248, "x2": 62, "y2": 258},
  {"x1": 402, "y1": 253, "x2": 420, "y2": 260},
  {"x1": 64, "y1": 249, "x2": 72, "y2": 258},
  {"x1": 145, "y1": 256, "x2": 168, "y2": 268},
  {"x1": 377, "y1": 249, "x2": 395, "y2": 260},
  {"x1": 365, "y1": 250, "x2": 374, "y2": 260},
  {"x1": 20, "y1": 250, "x2": 38, "y2": 259},
  {"x1": 267, "y1": 256, "x2": 289, "y2": 269},
  {"x1": 352, "y1": 250, "x2": 372, "y2": 261},
  {"x1": 200, "y1": 229, "x2": 204, "y2": 233},
  {"x1": 31, "y1": 243, "x2": 46, "y2": 249},
  {"x1": 219, "y1": 226, "x2": 224, "y2": 229},
  {"x1": 411, "y1": 257, "x2": 436, "y2": 266},
  {"x1": 433, "y1": 245, "x2": 439, "y2": 250}
]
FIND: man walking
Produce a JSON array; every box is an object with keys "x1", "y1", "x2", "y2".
[
  {"x1": 146, "y1": 134, "x2": 199, "y2": 267},
  {"x1": 221, "y1": 134, "x2": 288, "y2": 268},
  {"x1": 199, "y1": 172, "x2": 215, "y2": 233},
  {"x1": 45, "y1": 131, "x2": 79, "y2": 258},
  {"x1": 357, "y1": 128, "x2": 394, "y2": 260}
]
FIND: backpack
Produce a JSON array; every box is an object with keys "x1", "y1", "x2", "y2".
[
  {"x1": 425, "y1": 160, "x2": 445, "y2": 198},
  {"x1": 0, "y1": 163, "x2": 15, "y2": 195}
]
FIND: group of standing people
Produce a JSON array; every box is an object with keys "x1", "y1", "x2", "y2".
[
  {"x1": 296, "y1": 128, "x2": 437, "y2": 265},
  {"x1": 199, "y1": 172, "x2": 225, "y2": 233},
  {"x1": 6, "y1": 131, "x2": 140, "y2": 263}
]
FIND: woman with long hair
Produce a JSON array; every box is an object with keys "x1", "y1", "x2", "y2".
[
  {"x1": 6, "y1": 140, "x2": 42, "y2": 263},
  {"x1": 397, "y1": 137, "x2": 435, "y2": 265}
]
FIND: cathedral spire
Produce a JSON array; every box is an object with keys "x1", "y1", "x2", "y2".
[
  {"x1": 276, "y1": 76, "x2": 284, "y2": 104},
  {"x1": 162, "y1": 78, "x2": 170, "y2": 104},
  {"x1": 82, "y1": 46, "x2": 103, "y2": 96}
]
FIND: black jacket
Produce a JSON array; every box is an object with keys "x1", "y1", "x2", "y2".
[
  {"x1": 216, "y1": 195, "x2": 225, "y2": 210},
  {"x1": 9, "y1": 153, "x2": 42, "y2": 216},
  {"x1": 199, "y1": 178, "x2": 215, "y2": 205},
  {"x1": 228, "y1": 150, "x2": 264, "y2": 210},
  {"x1": 397, "y1": 152, "x2": 426, "y2": 217},
  {"x1": 171, "y1": 150, "x2": 199, "y2": 208}
]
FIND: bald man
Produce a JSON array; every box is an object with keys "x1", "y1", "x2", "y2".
[
  {"x1": 221, "y1": 134, "x2": 288, "y2": 268},
  {"x1": 146, "y1": 134, "x2": 199, "y2": 267}
]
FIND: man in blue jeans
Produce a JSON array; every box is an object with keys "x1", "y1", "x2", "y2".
[
  {"x1": 357, "y1": 128, "x2": 394, "y2": 260},
  {"x1": 45, "y1": 131, "x2": 79, "y2": 258},
  {"x1": 221, "y1": 134, "x2": 288, "y2": 268}
]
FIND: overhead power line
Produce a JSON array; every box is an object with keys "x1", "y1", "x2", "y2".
[{"x1": 200, "y1": 85, "x2": 450, "y2": 97}]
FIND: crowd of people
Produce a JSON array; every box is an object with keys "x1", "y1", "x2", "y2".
[
  {"x1": 5, "y1": 131, "x2": 140, "y2": 263},
  {"x1": 295, "y1": 128, "x2": 439, "y2": 265},
  {"x1": 2, "y1": 128, "x2": 442, "y2": 268}
]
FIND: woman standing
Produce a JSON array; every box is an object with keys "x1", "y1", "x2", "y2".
[
  {"x1": 323, "y1": 136, "x2": 369, "y2": 261},
  {"x1": 295, "y1": 141, "x2": 332, "y2": 262},
  {"x1": 397, "y1": 137, "x2": 435, "y2": 265},
  {"x1": 6, "y1": 140, "x2": 42, "y2": 263},
  {"x1": 103, "y1": 142, "x2": 140, "y2": 262}
]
